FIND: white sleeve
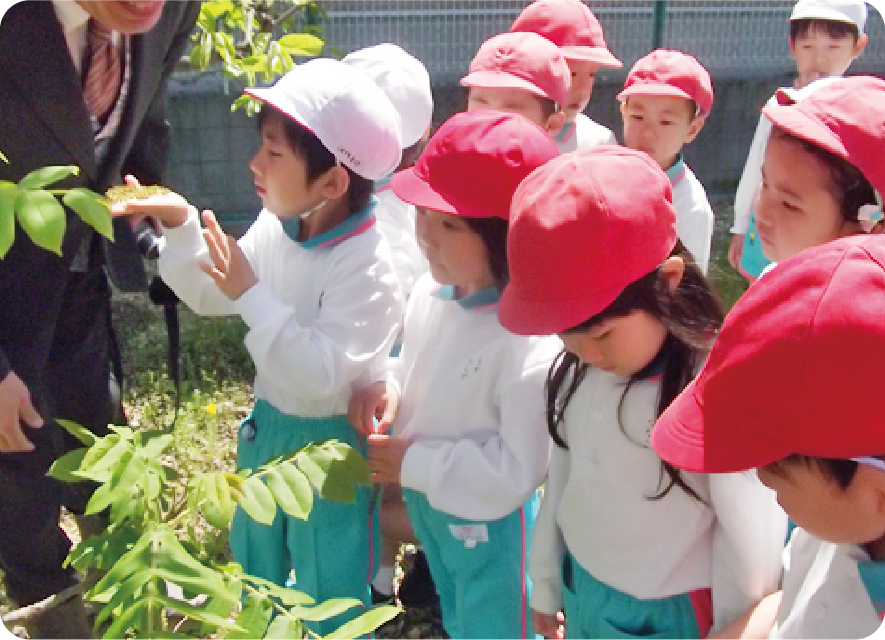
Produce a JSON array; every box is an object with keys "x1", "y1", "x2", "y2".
[
  {"x1": 732, "y1": 112, "x2": 774, "y2": 235},
  {"x1": 399, "y1": 342, "x2": 554, "y2": 521},
  {"x1": 678, "y1": 197, "x2": 714, "y2": 275},
  {"x1": 529, "y1": 443, "x2": 569, "y2": 616},
  {"x1": 233, "y1": 240, "x2": 403, "y2": 401},
  {"x1": 708, "y1": 471, "x2": 787, "y2": 633},
  {"x1": 158, "y1": 206, "x2": 252, "y2": 316}
]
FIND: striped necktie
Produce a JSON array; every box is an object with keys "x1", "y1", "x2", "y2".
[{"x1": 82, "y1": 19, "x2": 121, "y2": 123}]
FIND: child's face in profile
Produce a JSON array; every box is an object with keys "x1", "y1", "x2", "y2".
[
  {"x1": 790, "y1": 28, "x2": 867, "y2": 89},
  {"x1": 559, "y1": 310, "x2": 668, "y2": 377},
  {"x1": 415, "y1": 207, "x2": 496, "y2": 298},
  {"x1": 756, "y1": 134, "x2": 857, "y2": 262},
  {"x1": 620, "y1": 95, "x2": 704, "y2": 171},
  {"x1": 466, "y1": 86, "x2": 564, "y2": 136},
  {"x1": 563, "y1": 59, "x2": 601, "y2": 122},
  {"x1": 757, "y1": 460, "x2": 885, "y2": 548},
  {"x1": 250, "y1": 114, "x2": 321, "y2": 220}
]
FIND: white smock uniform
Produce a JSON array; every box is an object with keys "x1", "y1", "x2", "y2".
[
  {"x1": 772, "y1": 527, "x2": 885, "y2": 639},
  {"x1": 553, "y1": 112, "x2": 617, "y2": 153},
  {"x1": 530, "y1": 366, "x2": 787, "y2": 636},
  {"x1": 667, "y1": 155, "x2": 714, "y2": 274}
]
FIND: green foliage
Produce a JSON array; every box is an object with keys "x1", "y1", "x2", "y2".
[
  {"x1": 190, "y1": 0, "x2": 327, "y2": 115},
  {"x1": 0, "y1": 160, "x2": 113, "y2": 259},
  {"x1": 49, "y1": 421, "x2": 399, "y2": 639}
]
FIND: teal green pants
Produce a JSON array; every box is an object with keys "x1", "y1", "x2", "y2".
[
  {"x1": 403, "y1": 487, "x2": 539, "y2": 639},
  {"x1": 561, "y1": 554, "x2": 712, "y2": 639},
  {"x1": 229, "y1": 399, "x2": 380, "y2": 636}
]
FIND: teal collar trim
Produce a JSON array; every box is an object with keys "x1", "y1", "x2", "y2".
[
  {"x1": 280, "y1": 196, "x2": 378, "y2": 248},
  {"x1": 374, "y1": 175, "x2": 392, "y2": 193},
  {"x1": 553, "y1": 120, "x2": 576, "y2": 144},
  {"x1": 432, "y1": 284, "x2": 500, "y2": 310},
  {"x1": 665, "y1": 154, "x2": 686, "y2": 186},
  {"x1": 859, "y1": 555, "x2": 885, "y2": 618}
]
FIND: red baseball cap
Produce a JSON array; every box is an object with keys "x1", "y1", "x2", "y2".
[
  {"x1": 498, "y1": 146, "x2": 677, "y2": 335},
  {"x1": 390, "y1": 110, "x2": 559, "y2": 221},
  {"x1": 652, "y1": 234, "x2": 885, "y2": 474},
  {"x1": 461, "y1": 31, "x2": 571, "y2": 109},
  {"x1": 510, "y1": 0, "x2": 622, "y2": 67},
  {"x1": 617, "y1": 49, "x2": 714, "y2": 118},
  {"x1": 762, "y1": 75, "x2": 885, "y2": 198}
]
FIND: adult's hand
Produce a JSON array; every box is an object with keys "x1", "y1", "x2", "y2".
[{"x1": 0, "y1": 371, "x2": 43, "y2": 452}]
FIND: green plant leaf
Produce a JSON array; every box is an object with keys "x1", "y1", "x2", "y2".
[
  {"x1": 228, "y1": 592, "x2": 271, "y2": 639},
  {"x1": 17, "y1": 165, "x2": 79, "y2": 190},
  {"x1": 286, "y1": 597, "x2": 362, "y2": 622},
  {"x1": 56, "y1": 418, "x2": 98, "y2": 446},
  {"x1": 235, "y1": 475, "x2": 276, "y2": 525},
  {"x1": 0, "y1": 183, "x2": 16, "y2": 259},
  {"x1": 264, "y1": 614, "x2": 304, "y2": 639},
  {"x1": 15, "y1": 189, "x2": 65, "y2": 255},
  {"x1": 77, "y1": 434, "x2": 132, "y2": 484},
  {"x1": 297, "y1": 441, "x2": 370, "y2": 503},
  {"x1": 66, "y1": 521, "x2": 141, "y2": 572},
  {"x1": 62, "y1": 188, "x2": 113, "y2": 241},
  {"x1": 47, "y1": 448, "x2": 89, "y2": 483},
  {"x1": 192, "y1": 472, "x2": 236, "y2": 529},
  {"x1": 265, "y1": 463, "x2": 312, "y2": 520},
  {"x1": 278, "y1": 33, "x2": 324, "y2": 57},
  {"x1": 325, "y1": 605, "x2": 402, "y2": 639},
  {"x1": 85, "y1": 448, "x2": 144, "y2": 514},
  {"x1": 240, "y1": 574, "x2": 314, "y2": 606},
  {"x1": 135, "y1": 430, "x2": 174, "y2": 459}
]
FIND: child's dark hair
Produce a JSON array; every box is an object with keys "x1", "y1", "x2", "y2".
[
  {"x1": 538, "y1": 96, "x2": 559, "y2": 120},
  {"x1": 762, "y1": 454, "x2": 885, "y2": 490},
  {"x1": 790, "y1": 18, "x2": 860, "y2": 43},
  {"x1": 771, "y1": 126, "x2": 878, "y2": 225},
  {"x1": 545, "y1": 241, "x2": 725, "y2": 502},
  {"x1": 257, "y1": 106, "x2": 374, "y2": 213},
  {"x1": 465, "y1": 216, "x2": 509, "y2": 292}
]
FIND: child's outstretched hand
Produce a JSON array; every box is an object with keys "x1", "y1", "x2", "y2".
[
  {"x1": 367, "y1": 433, "x2": 409, "y2": 484},
  {"x1": 199, "y1": 210, "x2": 257, "y2": 300},
  {"x1": 532, "y1": 609, "x2": 565, "y2": 640},
  {"x1": 347, "y1": 381, "x2": 399, "y2": 435},
  {"x1": 109, "y1": 174, "x2": 190, "y2": 229}
]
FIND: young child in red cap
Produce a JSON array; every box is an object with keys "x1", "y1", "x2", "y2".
[
  {"x1": 113, "y1": 58, "x2": 404, "y2": 636},
  {"x1": 498, "y1": 146, "x2": 786, "y2": 639},
  {"x1": 510, "y1": 0, "x2": 623, "y2": 153},
  {"x1": 652, "y1": 233, "x2": 885, "y2": 639},
  {"x1": 462, "y1": 30, "x2": 571, "y2": 138},
  {"x1": 752, "y1": 74, "x2": 883, "y2": 267},
  {"x1": 348, "y1": 110, "x2": 561, "y2": 638},
  {"x1": 729, "y1": 0, "x2": 870, "y2": 281},
  {"x1": 617, "y1": 49, "x2": 716, "y2": 274}
]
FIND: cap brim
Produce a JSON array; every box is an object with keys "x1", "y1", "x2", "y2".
[
  {"x1": 244, "y1": 87, "x2": 315, "y2": 135},
  {"x1": 389, "y1": 168, "x2": 458, "y2": 215},
  {"x1": 498, "y1": 283, "x2": 622, "y2": 336},
  {"x1": 651, "y1": 378, "x2": 790, "y2": 474},
  {"x1": 617, "y1": 84, "x2": 694, "y2": 104},
  {"x1": 560, "y1": 46, "x2": 623, "y2": 67},
  {"x1": 763, "y1": 102, "x2": 848, "y2": 160},
  {"x1": 461, "y1": 71, "x2": 549, "y2": 99},
  {"x1": 790, "y1": 8, "x2": 858, "y2": 24}
]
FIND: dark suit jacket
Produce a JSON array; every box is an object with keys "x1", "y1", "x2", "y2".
[{"x1": 0, "y1": 0, "x2": 200, "y2": 395}]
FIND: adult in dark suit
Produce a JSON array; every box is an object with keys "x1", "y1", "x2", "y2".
[{"x1": 0, "y1": 1, "x2": 199, "y2": 633}]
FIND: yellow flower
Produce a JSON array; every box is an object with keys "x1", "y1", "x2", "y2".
[{"x1": 205, "y1": 404, "x2": 218, "y2": 415}]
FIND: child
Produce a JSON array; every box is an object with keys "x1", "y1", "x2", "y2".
[
  {"x1": 113, "y1": 58, "x2": 404, "y2": 635},
  {"x1": 461, "y1": 30, "x2": 571, "y2": 137},
  {"x1": 617, "y1": 49, "x2": 716, "y2": 274},
  {"x1": 343, "y1": 43, "x2": 432, "y2": 307},
  {"x1": 348, "y1": 109, "x2": 561, "y2": 638},
  {"x1": 652, "y1": 233, "x2": 885, "y2": 639},
  {"x1": 728, "y1": 0, "x2": 869, "y2": 280},
  {"x1": 753, "y1": 75, "x2": 882, "y2": 265},
  {"x1": 342, "y1": 43, "x2": 438, "y2": 608},
  {"x1": 497, "y1": 146, "x2": 787, "y2": 638},
  {"x1": 510, "y1": 0, "x2": 622, "y2": 152}
]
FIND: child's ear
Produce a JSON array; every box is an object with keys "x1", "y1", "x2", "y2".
[
  {"x1": 660, "y1": 256, "x2": 685, "y2": 291},
  {"x1": 684, "y1": 115, "x2": 706, "y2": 144},
  {"x1": 853, "y1": 33, "x2": 869, "y2": 59},
  {"x1": 318, "y1": 164, "x2": 350, "y2": 200},
  {"x1": 545, "y1": 110, "x2": 566, "y2": 137}
]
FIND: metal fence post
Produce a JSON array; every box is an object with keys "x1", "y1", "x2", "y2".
[{"x1": 652, "y1": 0, "x2": 667, "y2": 49}]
